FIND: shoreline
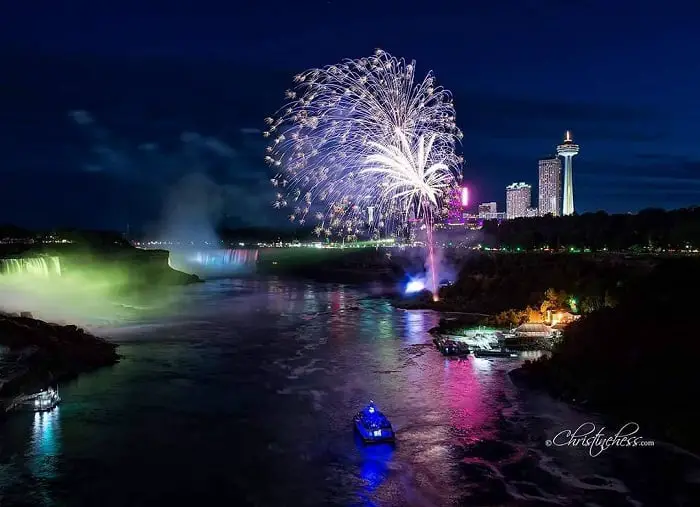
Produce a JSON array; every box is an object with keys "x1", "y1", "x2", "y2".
[
  {"x1": 0, "y1": 311, "x2": 119, "y2": 414},
  {"x1": 509, "y1": 362, "x2": 700, "y2": 456}
]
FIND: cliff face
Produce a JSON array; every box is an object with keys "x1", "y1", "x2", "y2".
[
  {"x1": 1, "y1": 243, "x2": 202, "y2": 289},
  {"x1": 0, "y1": 312, "x2": 119, "y2": 410},
  {"x1": 65, "y1": 247, "x2": 201, "y2": 287}
]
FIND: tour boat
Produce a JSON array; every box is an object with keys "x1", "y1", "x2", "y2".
[
  {"x1": 353, "y1": 402, "x2": 395, "y2": 443},
  {"x1": 32, "y1": 387, "x2": 61, "y2": 412}
]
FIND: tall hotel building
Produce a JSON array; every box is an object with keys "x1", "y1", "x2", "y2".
[
  {"x1": 538, "y1": 157, "x2": 562, "y2": 216},
  {"x1": 506, "y1": 182, "x2": 532, "y2": 219},
  {"x1": 446, "y1": 186, "x2": 468, "y2": 224}
]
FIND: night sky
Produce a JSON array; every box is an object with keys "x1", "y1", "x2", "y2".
[{"x1": 1, "y1": 0, "x2": 699, "y2": 231}]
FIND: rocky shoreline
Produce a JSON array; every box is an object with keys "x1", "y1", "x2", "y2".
[
  {"x1": 0, "y1": 311, "x2": 119, "y2": 414},
  {"x1": 508, "y1": 365, "x2": 700, "y2": 456},
  {"x1": 508, "y1": 302, "x2": 700, "y2": 455}
]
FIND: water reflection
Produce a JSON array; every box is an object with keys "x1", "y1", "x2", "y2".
[
  {"x1": 356, "y1": 437, "x2": 395, "y2": 495},
  {"x1": 27, "y1": 408, "x2": 61, "y2": 504},
  {"x1": 329, "y1": 286, "x2": 350, "y2": 341},
  {"x1": 31, "y1": 409, "x2": 60, "y2": 471},
  {"x1": 404, "y1": 310, "x2": 426, "y2": 344},
  {"x1": 443, "y1": 358, "x2": 491, "y2": 442},
  {"x1": 3, "y1": 280, "x2": 698, "y2": 506}
]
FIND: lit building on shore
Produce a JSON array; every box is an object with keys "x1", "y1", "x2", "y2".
[
  {"x1": 506, "y1": 182, "x2": 532, "y2": 219},
  {"x1": 513, "y1": 322, "x2": 553, "y2": 339},
  {"x1": 538, "y1": 157, "x2": 562, "y2": 216},
  {"x1": 525, "y1": 207, "x2": 539, "y2": 218}
]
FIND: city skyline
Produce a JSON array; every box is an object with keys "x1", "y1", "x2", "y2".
[
  {"x1": 1, "y1": 2, "x2": 699, "y2": 229},
  {"x1": 480, "y1": 132, "x2": 579, "y2": 220}
]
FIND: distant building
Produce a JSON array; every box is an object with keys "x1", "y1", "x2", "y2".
[
  {"x1": 447, "y1": 186, "x2": 468, "y2": 224},
  {"x1": 514, "y1": 323, "x2": 553, "y2": 339},
  {"x1": 478, "y1": 202, "x2": 497, "y2": 217},
  {"x1": 506, "y1": 182, "x2": 532, "y2": 219},
  {"x1": 525, "y1": 207, "x2": 539, "y2": 217},
  {"x1": 546, "y1": 310, "x2": 580, "y2": 327},
  {"x1": 556, "y1": 130, "x2": 580, "y2": 216},
  {"x1": 538, "y1": 157, "x2": 562, "y2": 216}
]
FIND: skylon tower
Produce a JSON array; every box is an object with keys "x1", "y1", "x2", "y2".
[{"x1": 556, "y1": 130, "x2": 579, "y2": 216}]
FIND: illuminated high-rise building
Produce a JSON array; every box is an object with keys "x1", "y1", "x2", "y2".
[
  {"x1": 447, "y1": 186, "x2": 469, "y2": 224},
  {"x1": 506, "y1": 182, "x2": 531, "y2": 219},
  {"x1": 538, "y1": 157, "x2": 562, "y2": 216},
  {"x1": 556, "y1": 130, "x2": 580, "y2": 216}
]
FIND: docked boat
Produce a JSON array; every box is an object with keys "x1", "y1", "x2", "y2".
[
  {"x1": 434, "y1": 336, "x2": 471, "y2": 356},
  {"x1": 5, "y1": 387, "x2": 62, "y2": 413},
  {"x1": 32, "y1": 387, "x2": 61, "y2": 411},
  {"x1": 353, "y1": 402, "x2": 395, "y2": 443},
  {"x1": 473, "y1": 349, "x2": 518, "y2": 358}
]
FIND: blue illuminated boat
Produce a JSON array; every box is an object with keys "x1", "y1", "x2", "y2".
[{"x1": 354, "y1": 402, "x2": 395, "y2": 443}]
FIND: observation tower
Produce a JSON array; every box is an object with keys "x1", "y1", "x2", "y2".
[{"x1": 556, "y1": 130, "x2": 579, "y2": 216}]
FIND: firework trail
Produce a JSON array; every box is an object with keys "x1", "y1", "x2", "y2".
[{"x1": 265, "y1": 49, "x2": 463, "y2": 297}]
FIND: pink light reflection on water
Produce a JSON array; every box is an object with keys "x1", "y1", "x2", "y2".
[{"x1": 442, "y1": 357, "x2": 498, "y2": 444}]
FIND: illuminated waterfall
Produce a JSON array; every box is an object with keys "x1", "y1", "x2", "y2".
[
  {"x1": 168, "y1": 249, "x2": 258, "y2": 278},
  {"x1": 0, "y1": 257, "x2": 62, "y2": 277},
  {"x1": 190, "y1": 249, "x2": 259, "y2": 266}
]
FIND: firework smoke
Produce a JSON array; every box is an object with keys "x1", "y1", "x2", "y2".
[{"x1": 265, "y1": 49, "x2": 463, "y2": 297}]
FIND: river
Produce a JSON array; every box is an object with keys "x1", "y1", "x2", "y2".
[{"x1": 1, "y1": 278, "x2": 699, "y2": 506}]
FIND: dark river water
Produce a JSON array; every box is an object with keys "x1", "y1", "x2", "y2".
[{"x1": 1, "y1": 278, "x2": 699, "y2": 506}]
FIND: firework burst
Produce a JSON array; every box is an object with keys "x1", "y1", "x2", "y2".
[{"x1": 265, "y1": 49, "x2": 463, "y2": 241}]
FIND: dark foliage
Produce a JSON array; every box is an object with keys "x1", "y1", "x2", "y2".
[
  {"x1": 518, "y1": 258, "x2": 700, "y2": 452},
  {"x1": 480, "y1": 207, "x2": 700, "y2": 250},
  {"x1": 436, "y1": 252, "x2": 650, "y2": 313}
]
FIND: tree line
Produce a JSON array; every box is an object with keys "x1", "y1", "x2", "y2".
[{"x1": 479, "y1": 207, "x2": 700, "y2": 251}]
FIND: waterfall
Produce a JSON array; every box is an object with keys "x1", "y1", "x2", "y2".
[
  {"x1": 167, "y1": 249, "x2": 258, "y2": 278},
  {"x1": 0, "y1": 257, "x2": 62, "y2": 277},
  {"x1": 190, "y1": 249, "x2": 259, "y2": 267}
]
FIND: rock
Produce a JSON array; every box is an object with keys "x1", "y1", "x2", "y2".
[{"x1": 0, "y1": 312, "x2": 119, "y2": 403}]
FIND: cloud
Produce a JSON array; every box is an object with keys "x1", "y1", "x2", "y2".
[
  {"x1": 67, "y1": 111, "x2": 281, "y2": 230},
  {"x1": 69, "y1": 110, "x2": 94, "y2": 125}
]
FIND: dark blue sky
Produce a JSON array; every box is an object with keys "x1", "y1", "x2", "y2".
[{"x1": 1, "y1": 0, "x2": 699, "y2": 230}]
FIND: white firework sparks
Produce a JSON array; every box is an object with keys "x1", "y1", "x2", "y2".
[
  {"x1": 362, "y1": 129, "x2": 455, "y2": 224},
  {"x1": 265, "y1": 48, "x2": 463, "y2": 238}
]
